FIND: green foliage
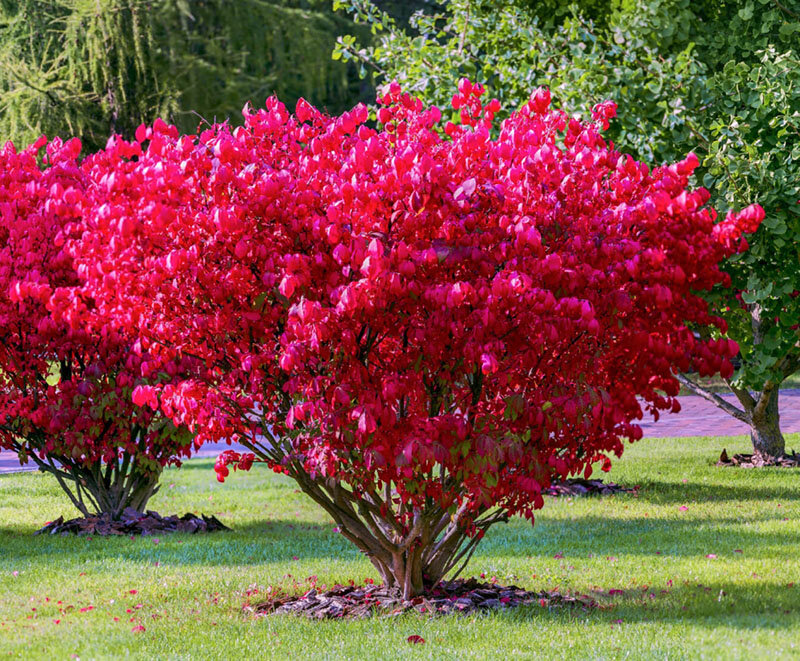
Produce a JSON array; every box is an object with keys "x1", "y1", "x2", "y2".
[
  {"x1": 703, "y1": 48, "x2": 800, "y2": 386},
  {"x1": 0, "y1": 0, "x2": 367, "y2": 151},
  {"x1": 333, "y1": 0, "x2": 800, "y2": 395}
]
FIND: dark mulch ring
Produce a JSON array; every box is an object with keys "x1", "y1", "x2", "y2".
[
  {"x1": 35, "y1": 507, "x2": 230, "y2": 536},
  {"x1": 717, "y1": 448, "x2": 800, "y2": 468},
  {"x1": 250, "y1": 577, "x2": 596, "y2": 619},
  {"x1": 544, "y1": 478, "x2": 638, "y2": 497}
]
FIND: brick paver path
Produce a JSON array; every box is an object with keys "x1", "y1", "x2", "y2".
[
  {"x1": 0, "y1": 440, "x2": 241, "y2": 475},
  {"x1": 638, "y1": 388, "x2": 800, "y2": 438},
  {"x1": 3, "y1": 390, "x2": 800, "y2": 474}
]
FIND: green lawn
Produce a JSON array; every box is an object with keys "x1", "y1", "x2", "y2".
[{"x1": 1, "y1": 435, "x2": 799, "y2": 660}]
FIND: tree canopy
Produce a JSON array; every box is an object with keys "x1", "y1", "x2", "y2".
[{"x1": 333, "y1": 0, "x2": 800, "y2": 461}]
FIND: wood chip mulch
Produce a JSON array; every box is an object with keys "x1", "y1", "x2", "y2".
[
  {"x1": 544, "y1": 478, "x2": 638, "y2": 497},
  {"x1": 250, "y1": 577, "x2": 596, "y2": 619},
  {"x1": 35, "y1": 507, "x2": 230, "y2": 536},
  {"x1": 717, "y1": 448, "x2": 800, "y2": 468}
]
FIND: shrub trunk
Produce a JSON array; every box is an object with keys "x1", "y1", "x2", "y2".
[
  {"x1": 15, "y1": 442, "x2": 162, "y2": 519},
  {"x1": 286, "y1": 463, "x2": 506, "y2": 600}
]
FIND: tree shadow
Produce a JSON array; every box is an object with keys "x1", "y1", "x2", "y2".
[
  {"x1": 630, "y1": 478, "x2": 800, "y2": 505},
  {"x1": 486, "y1": 580, "x2": 800, "y2": 628},
  {"x1": 0, "y1": 518, "x2": 357, "y2": 566},
  {"x1": 476, "y1": 508, "x2": 799, "y2": 560}
]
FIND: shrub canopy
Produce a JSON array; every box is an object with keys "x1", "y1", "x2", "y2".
[
  {"x1": 0, "y1": 136, "x2": 194, "y2": 518},
  {"x1": 65, "y1": 84, "x2": 761, "y2": 595}
]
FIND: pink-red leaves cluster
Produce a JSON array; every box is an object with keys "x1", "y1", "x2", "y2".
[{"x1": 0, "y1": 136, "x2": 193, "y2": 514}]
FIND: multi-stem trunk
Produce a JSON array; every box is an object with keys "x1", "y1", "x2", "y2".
[
  {"x1": 292, "y1": 470, "x2": 505, "y2": 600},
  {"x1": 245, "y1": 436, "x2": 506, "y2": 600},
  {"x1": 13, "y1": 440, "x2": 162, "y2": 519}
]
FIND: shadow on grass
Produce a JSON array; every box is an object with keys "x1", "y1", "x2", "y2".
[
  {"x1": 2, "y1": 506, "x2": 797, "y2": 570},
  {"x1": 1, "y1": 517, "x2": 798, "y2": 629},
  {"x1": 630, "y1": 479, "x2": 800, "y2": 505},
  {"x1": 0, "y1": 518, "x2": 358, "y2": 566},
  {"x1": 473, "y1": 509, "x2": 800, "y2": 560},
  {"x1": 487, "y1": 581, "x2": 800, "y2": 629}
]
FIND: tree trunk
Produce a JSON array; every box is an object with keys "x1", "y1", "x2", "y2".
[
  {"x1": 283, "y1": 460, "x2": 503, "y2": 600},
  {"x1": 750, "y1": 387, "x2": 785, "y2": 462},
  {"x1": 676, "y1": 372, "x2": 790, "y2": 465},
  {"x1": 19, "y1": 445, "x2": 162, "y2": 519}
]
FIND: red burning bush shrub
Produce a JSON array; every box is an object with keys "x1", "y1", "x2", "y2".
[
  {"x1": 0, "y1": 137, "x2": 194, "y2": 519},
  {"x1": 69, "y1": 82, "x2": 760, "y2": 596}
]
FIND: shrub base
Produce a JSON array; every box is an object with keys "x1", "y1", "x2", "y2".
[
  {"x1": 717, "y1": 448, "x2": 800, "y2": 468},
  {"x1": 251, "y1": 577, "x2": 596, "y2": 619},
  {"x1": 35, "y1": 508, "x2": 230, "y2": 536}
]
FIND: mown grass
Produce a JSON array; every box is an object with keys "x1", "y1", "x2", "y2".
[{"x1": 1, "y1": 435, "x2": 799, "y2": 660}]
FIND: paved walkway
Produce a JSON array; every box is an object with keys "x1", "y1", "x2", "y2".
[
  {"x1": 638, "y1": 388, "x2": 800, "y2": 438},
  {"x1": 0, "y1": 440, "x2": 241, "y2": 475},
  {"x1": 3, "y1": 391, "x2": 800, "y2": 474}
]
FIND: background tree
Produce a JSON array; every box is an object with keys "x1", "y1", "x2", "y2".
[
  {"x1": 0, "y1": 0, "x2": 371, "y2": 151},
  {"x1": 333, "y1": 0, "x2": 800, "y2": 463}
]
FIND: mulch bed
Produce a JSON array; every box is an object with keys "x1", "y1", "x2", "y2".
[
  {"x1": 251, "y1": 577, "x2": 596, "y2": 619},
  {"x1": 544, "y1": 478, "x2": 638, "y2": 497},
  {"x1": 717, "y1": 448, "x2": 800, "y2": 468},
  {"x1": 35, "y1": 507, "x2": 230, "y2": 536}
]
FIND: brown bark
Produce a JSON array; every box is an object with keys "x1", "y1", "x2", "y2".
[
  {"x1": 16, "y1": 441, "x2": 162, "y2": 519},
  {"x1": 676, "y1": 374, "x2": 789, "y2": 463},
  {"x1": 279, "y1": 458, "x2": 504, "y2": 600},
  {"x1": 240, "y1": 424, "x2": 507, "y2": 600},
  {"x1": 749, "y1": 386, "x2": 785, "y2": 462}
]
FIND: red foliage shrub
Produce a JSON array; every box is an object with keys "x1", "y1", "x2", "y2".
[
  {"x1": 0, "y1": 137, "x2": 194, "y2": 518},
  {"x1": 69, "y1": 82, "x2": 761, "y2": 595}
]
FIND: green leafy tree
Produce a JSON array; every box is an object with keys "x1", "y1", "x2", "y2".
[{"x1": 333, "y1": 0, "x2": 800, "y2": 463}]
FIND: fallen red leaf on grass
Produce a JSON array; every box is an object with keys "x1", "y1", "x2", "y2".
[
  {"x1": 407, "y1": 635, "x2": 425, "y2": 645},
  {"x1": 131, "y1": 625, "x2": 146, "y2": 633}
]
